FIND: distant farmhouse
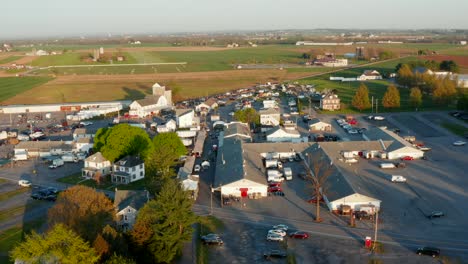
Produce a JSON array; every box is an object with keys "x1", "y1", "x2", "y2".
[{"x1": 129, "y1": 83, "x2": 173, "y2": 118}]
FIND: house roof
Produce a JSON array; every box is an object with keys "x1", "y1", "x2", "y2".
[
  {"x1": 363, "y1": 70, "x2": 381, "y2": 76},
  {"x1": 135, "y1": 95, "x2": 162, "y2": 107},
  {"x1": 265, "y1": 127, "x2": 300, "y2": 137},
  {"x1": 15, "y1": 141, "x2": 72, "y2": 151},
  {"x1": 85, "y1": 152, "x2": 109, "y2": 163},
  {"x1": 76, "y1": 137, "x2": 92, "y2": 144},
  {"x1": 224, "y1": 122, "x2": 251, "y2": 139},
  {"x1": 114, "y1": 190, "x2": 148, "y2": 212},
  {"x1": 259, "y1": 108, "x2": 280, "y2": 116},
  {"x1": 115, "y1": 156, "x2": 144, "y2": 168},
  {"x1": 204, "y1": 98, "x2": 218, "y2": 107},
  {"x1": 413, "y1": 67, "x2": 431, "y2": 74},
  {"x1": 308, "y1": 118, "x2": 330, "y2": 126},
  {"x1": 363, "y1": 127, "x2": 418, "y2": 152},
  {"x1": 175, "y1": 108, "x2": 193, "y2": 117},
  {"x1": 73, "y1": 128, "x2": 86, "y2": 135}
]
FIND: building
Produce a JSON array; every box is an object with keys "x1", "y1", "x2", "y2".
[
  {"x1": 223, "y1": 122, "x2": 252, "y2": 141},
  {"x1": 176, "y1": 109, "x2": 195, "y2": 128},
  {"x1": 259, "y1": 108, "x2": 280, "y2": 126},
  {"x1": 114, "y1": 190, "x2": 148, "y2": 231},
  {"x1": 156, "y1": 119, "x2": 176, "y2": 133},
  {"x1": 72, "y1": 128, "x2": 94, "y2": 140},
  {"x1": 314, "y1": 58, "x2": 348, "y2": 67},
  {"x1": 74, "y1": 137, "x2": 93, "y2": 153},
  {"x1": 363, "y1": 127, "x2": 424, "y2": 160},
  {"x1": 357, "y1": 70, "x2": 382, "y2": 81},
  {"x1": 177, "y1": 155, "x2": 199, "y2": 200},
  {"x1": 82, "y1": 152, "x2": 111, "y2": 179},
  {"x1": 14, "y1": 141, "x2": 72, "y2": 160},
  {"x1": 195, "y1": 98, "x2": 218, "y2": 113},
  {"x1": 263, "y1": 100, "x2": 278, "y2": 109},
  {"x1": 129, "y1": 83, "x2": 172, "y2": 118},
  {"x1": 457, "y1": 74, "x2": 468, "y2": 88},
  {"x1": 320, "y1": 94, "x2": 341, "y2": 111},
  {"x1": 265, "y1": 127, "x2": 301, "y2": 142},
  {"x1": 308, "y1": 118, "x2": 332, "y2": 131},
  {"x1": 112, "y1": 156, "x2": 145, "y2": 184}
]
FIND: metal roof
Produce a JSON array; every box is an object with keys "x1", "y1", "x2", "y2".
[{"x1": 114, "y1": 190, "x2": 148, "y2": 212}]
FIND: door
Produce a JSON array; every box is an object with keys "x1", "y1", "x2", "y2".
[{"x1": 240, "y1": 188, "x2": 248, "y2": 197}]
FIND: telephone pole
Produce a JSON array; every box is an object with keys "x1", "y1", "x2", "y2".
[
  {"x1": 376, "y1": 99, "x2": 379, "y2": 114},
  {"x1": 373, "y1": 209, "x2": 379, "y2": 251},
  {"x1": 371, "y1": 96, "x2": 374, "y2": 113}
]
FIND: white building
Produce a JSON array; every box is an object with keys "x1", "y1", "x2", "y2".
[
  {"x1": 72, "y1": 128, "x2": 93, "y2": 140},
  {"x1": 74, "y1": 137, "x2": 93, "y2": 153},
  {"x1": 263, "y1": 100, "x2": 278, "y2": 109},
  {"x1": 457, "y1": 74, "x2": 468, "y2": 88},
  {"x1": 156, "y1": 119, "x2": 176, "y2": 133},
  {"x1": 114, "y1": 190, "x2": 148, "y2": 231},
  {"x1": 320, "y1": 94, "x2": 341, "y2": 111},
  {"x1": 357, "y1": 70, "x2": 382, "y2": 81},
  {"x1": 14, "y1": 141, "x2": 72, "y2": 159},
  {"x1": 82, "y1": 152, "x2": 111, "y2": 179},
  {"x1": 112, "y1": 156, "x2": 145, "y2": 184},
  {"x1": 266, "y1": 127, "x2": 301, "y2": 142},
  {"x1": 129, "y1": 83, "x2": 172, "y2": 118},
  {"x1": 308, "y1": 118, "x2": 332, "y2": 132},
  {"x1": 176, "y1": 109, "x2": 195, "y2": 128},
  {"x1": 195, "y1": 98, "x2": 218, "y2": 113},
  {"x1": 259, "y1": 108, "x2": 280, "y2": 126},
  {"x1": 363, "y1": 127, "x2": 424, "y2": 160}
]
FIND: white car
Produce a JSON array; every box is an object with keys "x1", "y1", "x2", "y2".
[
  {"x1": 268, "y1": 229, "x2": 287, "y2": 237},
  {"x1": 391, "y1": 175, "x2": 407, "y2": 183},
  {"x1": 373, "y1": 116, "x2": 385, "y2": 121},
  {"x1": 348, "y1": 129, "x2": 358, "y2": 134},
  {"x1": 266, "y1": 233, "x2": 284, "y2": 242},
  {"x1": 194, "y1": 165, "x2": 201, "y2": 172},
  {"x1": 272, "y1": 224, "x2": 289, "y2": 231},
  {"x1": 80, "y1": 121, "x2": 93, "y2": 126},
  {"x1": 18, "y1": 180, "x2": 32, "y2": 187},
  {"x1": 453, "y1": 141, "x2": 466, "y2": 146}
]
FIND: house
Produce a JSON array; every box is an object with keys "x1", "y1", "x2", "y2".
[
  {"x1": 112, "y1": 156, "x2": 145, "y2": 184},
  {"x1": 156, "y1": 119, "x2": 176, "y2": 133},
  {"x1": 283, "y1": 120, "x2": 297, "y2": 131},
  {"x1": 320, "y1": 94, "x2": 341, "y2": 111},
  {"x1": 259, "y1": 108, "x2": 280, "y2": 126},
  {"x1": 72, "y1": 128, "x2": 94, "y2": 140},
  {"x1": 14, "y1": 141, "x2": 72, "y2": 160},
  {"x1": 266, "y1": 127, "x2": 301, "y2": 142},
  {"x1": 74, "y1": 137, "x2": 93, "y2": 153},
  {"x1": 263, "y1": 100, "x2": 278, "y2": 109},
  {"x1": 82, "y1": 152, "x2": 111, "y2": 179},
  {"x1": 223, "y1": 122, "x2": 251, "y2": 141},
  {"x1": 357, "y1": 70, "x2": 382, "y2": 81},
  {"x1": 114, "y1": 190, "x2": 148, "y2": 231},
  {"x1": 363, "y1": 127, "x2": 424, "y2": 160},
  {"x1": 177, "y1": 155, "x2": 199, "y2": 200},
  {"x1": 308, "y1": 118, "x2": 332, "y2": 132},
  {"x1": 129, "y1": 83, "x2": 172, "y2": 118},
  {"x1": 175, "y1": 109, "x2": 195, "y2": 128},
  {"x1": 195, "y1": 98, "x2": 218, "y2": 113},
  {"x1": 314, "y1": 58, "x2": 348, "y2": 67}
]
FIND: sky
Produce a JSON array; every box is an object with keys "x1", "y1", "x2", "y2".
[{"x1": 2, "y1": 0, "x2": 468, "y2": 39}]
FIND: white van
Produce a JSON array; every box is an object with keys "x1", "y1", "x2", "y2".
[
  {"x1": 267, "y1": 170, "x2": 284, "y2": 182},
  {"x1": 283, "y1": 167, "x2": 292, "y2": 180},
  {"x1": 379, "y1": 163, "x2": 396, "y2": 169}
]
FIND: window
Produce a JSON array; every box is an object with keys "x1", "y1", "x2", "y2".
[
  {"x1": 123, "y1": 215, "x2": 127, "y2": 221},
  {"x1": 126, "y1": 167, "x2": 129, "y2": 172},
  {"x1": 140, "y1": 171, "x2": 143, "y2": 176},
  {"x1": 133, "y1": 167, "x2": 136, "y2": 172},
  {"x1": 140, "y1": 164, "x2": 143, "y2": 169}
]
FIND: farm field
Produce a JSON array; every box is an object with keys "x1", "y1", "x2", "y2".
[
  {"x1": 3, "y1": 69, "x2": 312, "y2": 104},
  {"x1": 0, "y1": 76, "x2": 53, "y2": 102},
  {"x1": 30, "y1": 52, "x2": 141, "y2": 67},
  {"x1": 0, "y1": 56, "x2": 23, "y2": 65}
]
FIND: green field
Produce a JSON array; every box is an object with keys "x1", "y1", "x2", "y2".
[
  {"x1": 0, "y1": 76, "x2": 53, "y2": 102},
  {"x1": 32, "y1": 63, "x2": 186, "y2": 75},
  {"x1": 0, "y1": 56, "x2": 22, "y2": 64},
  {"x1": 31, "y1": 52, "x2": 141, "y2": 67}
]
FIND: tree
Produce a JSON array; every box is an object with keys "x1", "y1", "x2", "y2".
[
  {"x1": 93, "y1": 233, "x2": 110, "y2": 258},
  {"x1": 131, "y1": 179, "x2": 197, "y2": 263},
  {"x1": 440, "y1": 60, "x2": 459, "y2": 73},
  {"x1": 10, "y1": 224, "x2": 99, "y2": 264},
  {"x1": 48, "y1": 185, "x2": 114, "y2": 242},
  {"x1": 146, "y1": 132, "x2": 186, "y2": 195},
  {"x1": 94, "y1": 124, "x2": 153, "y2": 162},
  {"x1": 105, "y1": 253, "x2": 136, "y2": 264},
  {"x1": 409, "y1": 87, "x2": 423, "y2": 109},
  {"x1": 433, "y1": 76, "x2": 457, "y2": 105},
  {"x1": 396, "y1": 64, "x2": 414, "y2": 87},
  {"x1": 305, "y1": 151, "x2": 333, "y2": 222},
  {"x1": 382, "y1": 85, "x2": 401, "y2": 109},
  {"x1": 234, "y1": 108, "x2": 259, "y2": 125},
  {"x1": 351, "y1": 83, "x2": 371, "y2": 111}
]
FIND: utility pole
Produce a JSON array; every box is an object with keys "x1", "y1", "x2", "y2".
[
  {"x1": 371, "y1": 96, "x2": 374, "y2": 113},
  {"x1": 373, "y1": 209, "x2": 379, "y2": 251},
  {"x1": 376, "y1": 99, "x2": 378, "y2": 114},
  {"x1": 210, "y1": 184, "x2": 213, "y2": 215}
]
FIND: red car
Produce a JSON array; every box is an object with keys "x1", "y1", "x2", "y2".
[
  {"x1": 307, "y1": 196, "x2": 324, "y2": 204},
  {"x1": 268, "y1": 186, "x2": 282, "y2": 193},
  {"x1": 289, "y1": 231, "x2": 309, "y2": 239},
  {"x1": 268, "y1": 182, "x2": 282, "y2": 188},
  {"x1": 401, "y1": 156, "x2": 414, "y2": 161}
]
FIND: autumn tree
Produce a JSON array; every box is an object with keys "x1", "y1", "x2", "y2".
[
  {"x1": 93, "y1": 233, "x2": 110, "y2": 258},
  {"x1": 351, "y1": 83, "x2": 371, "y2": 111},
  {"x1": 146, "y1": 132, "x2": 186, "y2": 195},
  {"x1": 131, "y1": 179, "x2": 197, "y2": 263},
  {"x1": 48, "y1": 185, "x2": 114, "y2": 242},
  {"x1": 10, "y1": 224, "x2": 99, "y2": 264},
  {"x1": 396, "y1": 64, "x2": 414, "y2": 87},
  {"x1": 409, "y1": 87, "x2": 423, "y2": 109},
  {"x1": 94, "y1": 124, "x2": 153, "y2": 162},
  {"x1": 305, "y1": 151, "x2": 334, "y2": 222},
  {"x1": 105, "y1": 253, "x2": 136, "y2": 264},
  {"x1": 433, "y1": 77, "x2": 458, "y2": 105},
  {"x1": 382, "y1": 84, "x2": 401, "y2": 109}
]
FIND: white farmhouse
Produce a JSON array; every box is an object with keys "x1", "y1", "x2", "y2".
[
  {"x1": 357, "y1": 70, "x2": 382, "y2": 81},
  {"x1": 112, "y1": 156, "x2": 145, "y2": 184},
  {"x1": 114, "y1": 190, "x2": 148, "y2": 231},
  {"x1": 175, "y1": 109, "x2": 195, "y2": 128},
  {"x1": 259, "y1": 108, "x2": 280, "y2": 126},
  {"x1": 195, "y1": 98, "x2": 218, "y2": 113},
  {"x1": 156, "y1": 119, "x2": 176, "y2": 133},
  {"x1": 82, "y1": 152, "x2": 111, "y2": 179},
  {"x1": 129, "y1": 83, "x2": 172, "y2": 118}
]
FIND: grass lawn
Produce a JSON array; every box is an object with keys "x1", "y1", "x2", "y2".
[
  {"x1": 0, "y1": 76, "x2": 53, "y2": 103},
  {"x1": 0, "y1": 56, "x2": 23, "y2": 64},
  {"x1": 0, "y1": 219, "x2": 45, "y2": 263},
  {"x1": 441, "y1": 122, "x2": 468, "y2": 136},
  {"x1": 57, "y1": 173, "x2": 146, "y2": 191}
]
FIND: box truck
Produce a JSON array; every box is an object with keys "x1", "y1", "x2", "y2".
[
  {"x1": 267, "y1": 170, "x2": 284, "y2": 182},
  {"x1": 283, "y1": 167, "x2": 292, "y2": 180},
  {"x1": 49, "y1": 158, "x2": 64, "y2": 169}
]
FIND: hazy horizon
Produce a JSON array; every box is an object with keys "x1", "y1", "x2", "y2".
[{"x1": 3, "y1": 0, "x2": 468, "y2": 39}]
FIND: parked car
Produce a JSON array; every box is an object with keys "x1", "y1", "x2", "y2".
[
  {"x1": 428, "y1": 211, "x2": 445, "y2": 218},
  {"x1": 416, "y1": 247, "x2": 440, "y2": 258},
  {"x1": 401, "y1": 156, "x2": 414, "y2": 161},
  {"x1": 268, "y1": 186, "x2": 282, "y2": 193},
  {"x1": 268, "y1": 229, "x2": 286, "y2": 237},
  {"x1": 307, "y1": 195, "x2": 324, "y2": 204},
  {"x1": 391, "y1": 175, "x2": 407, "y2": 183},
  {"x1": 354, "y1": 211, "x2": 373, "y2": 220},
  {"x1": 272, "y1": 224, "x2": 289, "y2": 231},
  {"x1": 201, "y1": 233, "x2": 220, "y2": 241},
  {"x1": 348, "y1": 129, "x2": 358, "y2": 134},
  {"x1": 374, "y1": 116, "x2": 385, "y2": 121},
  {"x1": 18, "y1": 180, "x2": 32, "y2": 187},
  {"x1": 194, "y1": 165, "x2": 201, "y2": 172},
  {"x1": 203, "y1": 237, "x2": 224, "y2": 245},
  {"x1": 452, "y1": 141, "x2": 466, "y2": 146},
  {"x1": 268, "y1": 182, "x2": 282, "y2": 188},
  {"x1": 264, "y1": 250, "x2": 287, "y2": 260},
  {"x1": 266, "y1": 233, "x2": 284, "y2": 242},
  {"x1": 289, "y1": 231, "x2": 309, "y2": 239},
  {"x1": 80, "y1": 121, "x2": 93, "y2": 126}
]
